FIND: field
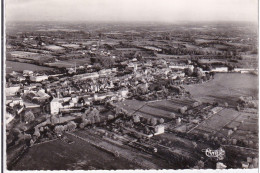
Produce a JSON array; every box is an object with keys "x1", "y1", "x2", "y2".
[
  {"x1": 199, "y1": 59, "x2": 225, "y2": 64},
  {"x1": 6, "y1": 61, "x2": 54, "y2": 73},
  {"x1": 12, "y1": 133, "x2": 139, "y2": 170},
  {"x1": 47, "y1": 61, "x2": 75, "y2": 68},
  {"x1": 70, "y1": 130, "x2": 168, "y2": 169},
  {"x1": 46, "y1": 58, "x2": 91, "y2": 68},
  {"x1": 117, "y1": 99, "x2": 147, "y2": 114},
  {"x1": 189, "y1": 107, "x2": 258, "y2": 147},
  {"x1": 118, "y1": 98, "x2": 196, "y2": 121},
  {"x1": 190, "y1": 108, "x2": 240, "y2": 135},
  {"x1": 240, "y1": 54, "x2": 258, "y2": 68},
  {"x1": 9, "y1": 51, "x2": 42, "y2": 61},
  {"x1": 37, "y1": 29, "x2": 79, "y2": 32},
  {"x1": 156, "y1": 54, "x2": 190, "y2": 59},
  {"x1": 184, "y1": 73, "x2": 258, "y2": 107}
]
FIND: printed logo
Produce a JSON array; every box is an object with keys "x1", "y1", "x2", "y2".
[{"x1": 202, "y1": 147, "x2": 225, "y2": 160}]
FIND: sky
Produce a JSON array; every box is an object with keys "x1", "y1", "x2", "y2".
[{"x1": 5, "y1": 0, "x2": 258, "y2": 23}]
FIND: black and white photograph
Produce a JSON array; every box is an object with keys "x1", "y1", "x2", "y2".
[{"x1": 3, "y1": 0, "x2": 259, "y2": 171}]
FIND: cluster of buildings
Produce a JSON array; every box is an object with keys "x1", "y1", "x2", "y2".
[
  {"x1": 8, "y1": 43, "x2": 249, "y2": 127},
  {"x1": 4, "y1": 50, "x2": 205, "y2": 124}
]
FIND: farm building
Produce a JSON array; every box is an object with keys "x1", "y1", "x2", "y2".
[
  {"x1": 50, "y1": 98, "x2": 63, "y2": 115},
  {"x1": 211, "y1": 67, "x2": 228, "y2": 72},
  {"x1": 23, "y1": 70, "x2": 33, "y2": 76},
  {"x1": 154, "y1": 125, "x2": 165, "y2": 135},
  {"x1": 75, "y1": 72, "x2": 99, "y2": 80},
  {"x1": 210, "y1": 107, "x2": 223, "y2": 114},
  {"x1": 6, "y1": 86, "x2": 20, "y2": 96},
  {"x1": 94, "y1": 92, "x2": 117, "y2": 101},
  {"x1": 169, "y1": 65, "x2": 194, "y2": 71},
  {"x1": 6, "y1": 112, "x2": 14, "y2": 124},
  {"x1": 118, "y1": 88, "x2": 129, "y2": 98},
  {"x1": 233, "y1": 68, "x2": 256, "y2": 73},
  {"x1": 30, "y1": 75, "x2": 48, "y2": 82}
]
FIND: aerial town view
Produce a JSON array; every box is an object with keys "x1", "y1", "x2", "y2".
[{"x1": 4, "y1": 0, "x2": 258, "y2": 171}]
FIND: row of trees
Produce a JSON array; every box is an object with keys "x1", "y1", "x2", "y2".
[
  {"x1": 132, "y1": 115, "x2": 165, "y2": 126},
  {"x1": 23, "y1": 111, "x2": 35, "y2": 124},
  {"x1": 80, "y1": 107, "x2": 101, "y2": 128},
  {"x1": 90, "y1": 56, "x2": 115, "y2": 68},
  {"x1": 54, "y1": 121, "x2": 77, "y2": 135},
  {"x1": 162, "y1": 47, "x2": 205, "y2": 56}
]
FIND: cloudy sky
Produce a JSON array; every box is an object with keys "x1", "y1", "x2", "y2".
[{"x1": 5, "y1": 0, "x2": 258, "y2": 23}]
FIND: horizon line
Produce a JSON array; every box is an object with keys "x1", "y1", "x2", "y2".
[{"x1": 5, "y1": 20, "x2": 258, "y2": 24}]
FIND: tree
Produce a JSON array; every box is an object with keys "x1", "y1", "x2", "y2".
[
  {"x1": 50, "y1": 115, "x2": 59, "y2": 124},
  {"x1": 197, "y1": 160, "x2": 205, "y2": 169},
  {"x1": 79, "y1": 123, "x2": 85, "y2": 129},
  {"x1": 90, "y1": 108, "x2": 100, "y2": 117},
  {"x1": 228, "y1": 130, "x2": 233, "y2": 136},
  {"x1": 24, "y1": 111, "x2": 35, "y2": 123},
  {"x1": 95, "y1": 115, "x2": 101, "y2": 123},
  {"x1": 67, "y1": 121, "x2": 77, "y2": 131},
  {"x1": 17, "y1": 132, "x2": 31, "y2": 145},
  {"x1": 170, "y1": 113, "x2": 176, "y2": 119},
  {"x1": 184, "y1": 68, "x2": 193, "y2": 76},
  {"x1": 202, "y1": 76, "x2": 207, "y2": 81},
  {"x1": 210, "y1": 72, "x2": 215, "y2": 78},
  {"x1": 115, "y1": 107, "x2": 122, "y2": 115},
  {"x1": 133, "y1": 115, "x2": 140, "y2": 123},
  {"x1": 101, "y1": 57, "x2": 115, "y2": 68},
  {"x1": 195, "y1": 70, "x2": 203, "y2": 78},
  {"x1": 93, "y1": 63, "x2": 102, "y2": 71},
  {"x1": 176, "y1": 76, "x2": 181, "y2": 80},
  {"x1": 151, "y1": 118, "x2": 158, "y2": 126},
  {"x1": 90, "y1": 116, "x2": 95, "y2": 124},
  {"x1": 137, "y1": 85, "x2": 148, "y2": 95},
  {"x1": 90, "y1": 57, "x2": 97, "y2": 64},
  {"x1": 54, "y1": 125, "x2": 64, "y2": 134},
  {"x1": 205, "y1": 65, "x2": 212, "y2": 71},
  {"x1": 108, "y1": 114, "x2": 114, "y2": 120},
  {"x1": 206, "y1": 73, "x2": 211, "y2": 80},
  {"x1": 236, "y1": 105, "x2": 240, "y2": 111},
  {"x1": 232, "y1": 139, "x2": 237, "y2": 145},
  {"x1": 159, "y1": 118, "x2": 165, "y2": 124},
  {"x1": 63, "y1": 125, "x2": 68, "y2": 131},
  {"x1": 228, "y1": 64, "x2": 234, "y2": 71},
  {"x1": 179, "y1": 106, "x2": 187, "y2": 114},
  {"x1": 121, "y1": 108, "x2": 129, "y2": 117},
  {"x1": 224, "y1": 102, "x2": 229, "y2": 107},
  {"x1": 83, "y1": 119, "x2": 91, "y2": 125},
  {"x1": 30, "y1": 139, "x2": 35, "y2": 146},
  {"x1": 20, "y1": 126, "x2": 28, "y2": 132},
  {"x1": 192, "y1": 102, "x2": 200, "y2": 108},
  {"x1": 6, "y1": 53, "x2": 13, "y2": 60},
  {"x1": 213, "y1": 102, "x2": 219, "y2": 106},
  {"x1": 39, "y1": 127, "x2": 44, "y2": 132},
  {"x1": 33, "y1": 129, "x2": 40, "y2": 138}
]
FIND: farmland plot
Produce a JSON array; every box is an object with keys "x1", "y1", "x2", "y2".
[
  {"x1": 13, "y1": 134, "x2": 137, "y2": 170},
  {"x1": 119, "y1": 99, "x2": 196, "y2": 120},
  {"x1": 47, "y1": 61, "x2": 74, "y2": 68},
  {"x1": 190, "y1": 108, "x2": 241, "y2": 136},
  {"x1": 190, "y1": 107, "x2": 258, "y2": 145},
  {"x1": 184, "y1": 73, "x2": 258, "y2": 106},
  {"x1": 117, "y1": 99, "x2": 147, "y2": 114},
  {"x1": 138, "y1": 106, "x2": 173, "y2": 120},
  {"x1": 6, "y1": 61, "x2": 54, "y2": 73}
]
